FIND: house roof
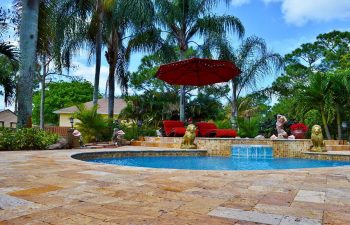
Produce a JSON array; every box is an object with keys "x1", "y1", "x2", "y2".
[
  {"x1": 0, "y1": 109, "x2": 16, "y2": 116},
  {"x1": 0, "y1": 109, "x2": 17, "y2": 122},
  {"x1": 53, "y1": 98, "x2": 127, "y2": 115}
]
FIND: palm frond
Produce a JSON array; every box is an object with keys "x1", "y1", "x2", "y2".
[
  {"x1": 0, "y1": 42, "x2": 18, "y2": 61},
  {"x1": 195, "y1": 15, "x2": 244, "y2": 40}
]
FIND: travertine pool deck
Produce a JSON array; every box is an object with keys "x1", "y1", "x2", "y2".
[{"x1": 1, "y1": 147, "x2": 350, "y2": 224}]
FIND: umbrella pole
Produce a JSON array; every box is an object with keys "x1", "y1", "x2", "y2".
[
  {"x1": 180, "y1": 85, "x2": 185, "y2": 121},
  {"x1": 179, "y1": 49, "x2": 186, "y2": 122}
]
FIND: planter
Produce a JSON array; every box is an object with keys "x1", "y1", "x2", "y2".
[{"x1": 292, "y1": 130, "x2": 306, "y2": 139}]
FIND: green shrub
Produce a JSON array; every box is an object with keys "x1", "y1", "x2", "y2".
[
  {"x1": 0, "y1": 128, "x2": 58, "y2": 150},
  {"x1": 119, "y1": 123, "x2": 157, "y2": 140},
  {"x1": 214, "y1": 119, "x2": 232, "y2": 129},
  {"x1": 237, "y1": 117, "x2": 260, "y2": 138},
  {"x1": 74, "y1": 104, "x2": 111, "y2": 143}
]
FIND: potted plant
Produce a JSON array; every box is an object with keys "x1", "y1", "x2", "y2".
[{"x1": 290, "y1": 123, "x2": 308, "y2": 139}]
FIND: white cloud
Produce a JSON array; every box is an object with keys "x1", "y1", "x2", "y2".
[
  {"x1": 262, "y1": 0, "x2": 350, "y2": 26},
  {"x1": 231, "y1": 0, "x2": 250, "y2": 7}
]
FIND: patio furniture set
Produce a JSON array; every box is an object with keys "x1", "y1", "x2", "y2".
[{"x1": 162, "y1": 120, "x2": 237, "y2": 138}]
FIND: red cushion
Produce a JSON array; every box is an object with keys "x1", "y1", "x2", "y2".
[
  {"x1": 215, "y1": 129, "x2": 237, "y2": 137},
  {"x1": 196, "y1": 122, "x2": 217, "y2": 137},
  {"x1": 200, "y1": 129, "x2": 216, "y2": 137},
  {"x1": 172, "y1": 127, "x2": 186, "y2": 137},
  {"x1": 163, "y1": 120, "x2": 185, "y2": 127},
  {"x1": 163, "y1": 120, "x2": 185, "y2": 136},
  {"x1": 196, "y1": 122, "x2": 217, "y2": 130}
]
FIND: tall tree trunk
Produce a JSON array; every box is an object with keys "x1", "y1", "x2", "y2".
[
  {"x1": 231, "y1": 78, "x2": 238, "y2": 130},
  {"x1": 179, "y1": 50, "x2": 185, "y2": 121},
  {"x1": 180, "y1": 86, "x2": 185, "y2": 121},
  {"x1": 336, "y1": 104, "x2": 341, "y2": 140},
  {"x1": 17, "y1": 0, "x2": 40, "y2": 128},
  {"x1": 39, "y1": 55, "x2": 46, "y2": 129},
  {"x1": 93, "y1": 0, "x2": 103, "y2": 106},
  {"x1": 105, "y1": 28, "x2": 118, "y2": 120},
  {"x1": 108, "y1": 60, "x2": 116, "y2": 119},
  {"x1": 321, "y1": 108, "x2": 331, "y2": 140},
  {"x1": 14, "y1": 86, "x2": 18, "y2": 114}
]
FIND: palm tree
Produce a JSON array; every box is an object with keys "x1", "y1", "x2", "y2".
[
  {"x1": 92, "y1": 0, "x2": 103, "y2": 106},
  {"x1": 328, "y1": 69, "x2": 350, "y2": 139},
  {"x1": 102, "y1": 0, "x2": 158, "y2": 119},
  {"x1": 0, "y1": 43, "x2": 18, "y2": 107},
  {"x1": 0, "y1": 56, "x2": 18, "y2": 106},
  {"x1": 217, "y1": 36, "x2": 284, "y2": 129},
  {"x1": 0, "y1": 43, "x2": 18, "y2": 62},
  {"x1": 17, "y1": 0, "x2": 40, "y2": 128},
  {"x1": 155, "y1": 0, "x2": 245, "y2": 121},
  {"x1": 295, "y1": 72, "x2": 333, "y2": 139}
]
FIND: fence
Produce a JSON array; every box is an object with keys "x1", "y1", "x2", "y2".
[{"x1": 44, "y1": 126, "x2": 70, "y2": 137}]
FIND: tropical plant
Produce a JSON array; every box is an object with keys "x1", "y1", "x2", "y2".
[
  {"x1": 269, "y1": 31, "x2": 350, "y2": 139},
  {"x1": 0, "y1": 6, "x2": 20, "y2": 62},
  {"x1": 120, "y1": 91, "x2": 179, "y2": 129},
  {"x1": 237, "y1": 117, "x2": 260, "y2": 138},
  {"x1": 216, "y1": 36, "x2": 283, "y2": 129},
  {"x1": 155, "y1": 0, "x2": 245, "y2": 121},
  {"x1": 0, "y1": 43, "x2": 18, "y2": 62},
  {"x1": 294, "y1": 72, "x2": 333, "y2": 139},
  {"x1": 0, "y1": 56, "x2": 18, "y2": 106},
  {"x1": 100, "y1": 0, "x2": 159, "y2": 119},
  {"x1": 186, "y1": 92, "x2": 226, "y2": 121},
  {"x1": 74, "y1": 104, "x2": 110, "y2": 143}
]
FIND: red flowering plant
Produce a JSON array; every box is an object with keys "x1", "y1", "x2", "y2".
[{"x1": 290, "y1": 123, "x2": 308, "y2": 132}]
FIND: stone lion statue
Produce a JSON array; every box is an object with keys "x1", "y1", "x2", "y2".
[
  {"x1": 311, "y1": 125, "x2": 325, "y2": 152},
  {"x1": 181, "y1": 124, "x2": 197, "y2": 149}
]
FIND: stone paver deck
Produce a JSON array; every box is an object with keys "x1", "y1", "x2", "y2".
[{"x1": 1, "y1": 146, "x2": 350, "y2": 224}]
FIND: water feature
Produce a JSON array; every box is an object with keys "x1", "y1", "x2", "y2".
[{"x1": 231, "y1": 145, "x2": 273, "y2": 158}]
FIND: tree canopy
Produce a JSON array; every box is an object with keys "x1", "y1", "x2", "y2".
[{"x1": 32, "y1": 80, "x2": 95, "y2": 125}]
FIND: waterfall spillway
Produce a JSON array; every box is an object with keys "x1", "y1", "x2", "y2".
[{"x1": 231, "y1": 145, "x2": 273, "y2": 158}]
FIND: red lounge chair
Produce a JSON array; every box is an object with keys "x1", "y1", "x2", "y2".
[
  {"x1": 196, "y1": 122, "x2": 237, "y2": 138},
  {"x1": 162, "y1": 120, "x2": 186, "y2": 137}
]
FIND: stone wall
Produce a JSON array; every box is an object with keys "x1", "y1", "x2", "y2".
[
  {"x1": 143, "y1": 137, "x2": 350, "y2": 159},
  {"x1": 302, "y1": 152, "x2": 350, "y2": 161},
  {"x1": 144, "y1": 137, "x2": 314, "y2": 157},
  {"x1": 195, "y1": 138, "x2": 313, "y2": 157}
]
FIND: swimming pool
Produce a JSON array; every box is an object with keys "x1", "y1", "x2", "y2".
[{"x1": 87, "y1": 155, "x2": 350, "y2": 170}]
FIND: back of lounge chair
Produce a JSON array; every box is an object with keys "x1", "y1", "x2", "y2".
[
  {"x1": 196, "y1": 122, "x2": 237, "y2": 138},
  {"x1": 162, "y1": 120, "x2": 186, "y2": 137},
  {"x1": 196, "y1": 122, "x2": 217, "y2": 137}
]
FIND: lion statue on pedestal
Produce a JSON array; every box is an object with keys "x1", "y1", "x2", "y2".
[
  {"x1": 181, "y1": 124, "x2": 197, "y2": 149},
  {"x1": 310, "y1": 125, "x2": 326, "y2": 152}
]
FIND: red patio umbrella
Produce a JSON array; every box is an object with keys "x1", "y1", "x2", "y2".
[{"x1": 155, "y1": 58, "x2": 240, "y2": 86}]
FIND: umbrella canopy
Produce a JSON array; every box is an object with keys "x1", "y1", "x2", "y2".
[{"x1": 155, "y1": 58, "x2": 240, "y2": 86}]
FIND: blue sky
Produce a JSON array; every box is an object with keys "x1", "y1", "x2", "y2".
[{"x1": 1, "y1": 0, "x2": 350, "y2": 110}]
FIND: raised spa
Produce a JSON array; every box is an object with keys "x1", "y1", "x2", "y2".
[{"x1": 78, "y1": 145, "x2": 350, "y2": 170}]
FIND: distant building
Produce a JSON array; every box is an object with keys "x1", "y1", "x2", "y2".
[
  {"x1": 0, "y1": 109, "x2": 17, "y2": 128},
  {"x1": 53, "y1": 98, "x2": 127, "y2": 127}
]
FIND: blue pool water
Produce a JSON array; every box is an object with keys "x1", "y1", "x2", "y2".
[{"x1": 87, "y1": 156, "x2": 350, "y2": 170}]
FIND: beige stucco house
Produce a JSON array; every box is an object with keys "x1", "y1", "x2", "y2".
[
  {"x1": 53, "y1": 98, "x2": 127, "y2": 127},
  {"x1": 0, "y1": 109, "x2": 17, "y2": 128}
]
